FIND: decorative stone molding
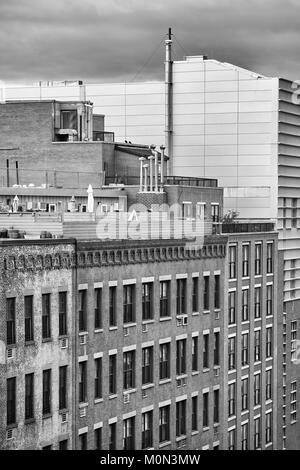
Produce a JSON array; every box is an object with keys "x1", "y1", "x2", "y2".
[{"x1": 3, "y1": 241, "x2": 226, "y2": 272}]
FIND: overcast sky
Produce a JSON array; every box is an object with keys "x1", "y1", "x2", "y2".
[{"x1": 2, "y1": 0, "x2": 300, "y2": 84}]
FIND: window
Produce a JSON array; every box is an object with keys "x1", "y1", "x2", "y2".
[
  {"x1": 159, "y1": 405, "x2": 170, "y2": 443},
  {"x1": 25, "y1": 373, "x2": 34, "y2": 421},
  {"x1": 59, "y1": 366, "x2": 67, "y2": 410},
  {"x1": 266, "y1": 285, "x2": 273, "y2": 316},
  {"x1": 123, "y1": 417, "x2": 135, "y2": 450},
  {"x1": 242, "y1": 289, "x2": 249, "y2": 322},
  {"x1": 78, "y1": 290, "x2": 87, "y2": 332},
  {"x1": 196, "y1": 202, "x2": 206, "y2": 220},
  {"x1": 192, "y1": 337, "x2": 198, "y2": 372},
  {"x1": 254, "y1": 287, "x2": 261, "y2": 319},
  {"x1": 292, "y1": 198, "x2": 297, "y2": 228},
  {"x1": 214, "y1": 332, "x2": 220, "y2": 366},
  {"x1": 291, "y1": 381, "x2": 297, "y2": 423},
  {"x1": 182, "y1": 201, "x2": 192, "y2": 219},
  {"x1": 42, "y1": 293, "x2": 51, "y2": 340},
  {"x1": 254, "y1": 330, "x2": 261, "y2": 362},
  {"x1": 241, "y1": 378, "x2": 248, "y2": 411},
  {"x1": 203, "y1": 392, "x2": 209, "y2": 428},
  {"x1": 192, "y1": 277, "x2": 199, "y2": 312},
  {"x1": 264, "y1": 369, "x2": 272, "y2": 402},
  {"x1": 142, "y1": 347, "x2": 153, "y2": 385},
  {"x1": 255, "y1": 243, "x2": 262, "y2": 275},
  {"x1": 61, "y1": 109, "x2": 77, "y2": 130},
  {"x1": 109, "y1": 423, "x2": 116, "y2": 450},
  {"x1": 123, "y1": 351, "x2": 135, "y2": 390},
  {"x1": 241, "y1": 422, "x2": 248, "y2": 450},
  {"x1": 43, "y1": 369, "x2": 51, "y2": 415},
  {"x1": 79, "y1": 433, "x2": 87, "y2": 450},
  {"x1": 123, "y1": 284, "x2": 135, "y2": 324},
  {"x1": 229, "y1": 245, "x2": 237, "y2": 279},
  {"x1": 291, "y1": 321, "x2": 297, "y2": 362},
  {"x1": 241, "y1": 333, "x2": 249, "y2": 366},
  {"x1": 242, "y1": 244, "x2": 249, "y2": 277},
  {"x1": 211, "y1": 203, "x2": 220, "y2": 222},
  {"x1": 7, "y1": 377, "x2": 16, "y2": 425},
  {"x1": 94, "y1": 358, "x2": 102, "y2": 399},
  {"x1": 59, "y1": 292, "x2": 67, "y2": 336},
  {"x1": 192, "y1": 396, "x2": 198, "y2": 431},
  {"x1": 142, "y1": 283, "x2": 153, "y2": 321},
  {"x1": 254, "y1": 373, "x2": 261, "y2": 406},
  {"x1": 203, "y1": 275, "x2": 210, "y2": 310},
  {"x1": 214, "y1": 275, "x2": 220, "y2": 309},
  {"x1": 109, "y1": 286, "x2": 117, "y2": 327},
  {"x1": 159, "y1": 343, "x2": 170, "y2": 380},
  {"x1": 79, "y1": 362, "x2": 87, "y2": 403},
  {"x1": 213, "y1": 389, "x2": 219, "y2": 424},
  {"x1": 109, "y1": 354, "x2": 117, "y2": 395},
  {"x1": 160, "y1": 281, "x2": 170, "y2": 317},
  {"x1": 94, "y1": 288, "x2": 102, "y2": 329},
  {"x1": 176, "y1": 339, "x2": 186, "y2": 375},
  {"x1": 228, "y1": 429, "x2": 236, "y2": 450},
  {"x1": 176, "y1": 279, "x2": 186, "y2": 315},
  {"x1": 6, "y1": 297, "x2": 16, "y2": 345},
  {"x1": 142, "y1": 411, "x2": 153, "y2": 449},
  {"x1": 228, "y1": 382, "x2": 236, "y2": 417},
  {"x1": 59, "y1": 440, "x2": 68, "y2": 450},
  {"x1": 203, "y1": 333, "x2": 209, "y2": 369},
  {"x1": 228, "y1": 291, "x2": 236, "y2": 325},
  {"x1": 176, "y1": 400, "x2": 186, "y2": 437},
  {"x1": 254, "y1": 417, "x2": 261, "y2": 449},
  {"x1": 266, "y1": 413, "x2": 272, "y2": 444},
  {"x1": 266, "y1": 328, "x2": 272, "y2": 358},
  {"x1": 24, "y1": 295, "x2": 34, "y2": 342},
  {"x1": 228, "y1": 336, "x2": 236, "y2": 371},
  {"x1": 267, "y1": 243, "x2": 273, "y2": 274}
]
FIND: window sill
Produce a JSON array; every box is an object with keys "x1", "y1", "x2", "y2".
[
  {"x1": 109, "y1": 326, "x2": 118, "y2": 331},
  {"x1": 242, "y1": 277, "x2": 250, "y2": 281},
  {"x1": 176, "y1": 435, "x2": 187, "y2": 442},
  {"x1": 266, "y1": 315, "x2": 273, "y2": 319},
  {"x1": 6, "y1": 423, "x2": 17, "y2": 430},
  {"x1": 214, "y1": 308, "x2": 221, "y2": 313},
  {"x1": 159, "y1": 378, "x2": 171, "y2": 385},
  {"x1": 202, "y1": 426, "x2": 210, "y2": 432},
  {"x1": 265, "y1": 442, "x2": 273, "y2": 448},
  {"x1": 266, "y1": 400, "x2": 273, "y2": 405},
  {"x1": 59, "y1": 408, "x2": 68, "y2": 415},
  {"x1": 254, "y1": 405, "x2": 261, "y2": 410},
  {"x1": 94, "y1": 329, "x2": 103, "y2": 334},
  {"x1": 228, "y1": 369, "x2": 236, "y2": 374},
  {"x1": 42, "y1": 413, "x2": 52, "y2": 420},
  {"x1": 203, "y1": 368, "x2": 210, "y2": 373},
  {"x1": 123, "y1": 388, "x2": 136, "y2": 395},
  {"x1": 79, "y1": 402, "x2": 88, "y2": 408},
  {"x1": 94, "y1": 398, "x2": 103, "y2": 404},
  {"x1": 254, "y1": 361, "x2": 262, "y2": 366},
  {"x1": 266, "y1": 357, "x2": 273, "y2": 361},
  {"x1": 254, "y1": 318, "x2": 261, "y2": 321},
  {"x1": 24, "y1": 418, "x2": 35, "y2": 425},
  {"x1": 192, "y1": 371, "x2": 199, "y2": 376},
  {"x1": 192, "y1": 311, "x2": 200, "y2": 316},
  {"x1": 6, "y1": 344, "x2": 16, "y2": 349},
  {"x1": 142, "y1": 319, "x2": 154, "y2": 325},
  {"x1": 228, "y1": 324, "x2": 236, "y2": 328},
  {"x1": 160, "y1": 316, "x2": 172, "y2": 322},
  {"x1": 42, "y1": 338, "x2": 52, "y2": 343},
  {"x1": 109, "y1": 394, "x2": 118, "y2": 400},
  {"x1": 228, "y1": 415, "x2": 236, "y2": 421},
  {"x1": 229, "y1": 278, "x2": 237, "y2": 282},
  {"x1": 203, "y1": 310, "x2": 210, "y2": 315},
  {"x1": 241, "y1": 321, "x2": 250, "y2": 325},
  {"x1": 142, "y1": 383, "x2": 154, "y2": 390},
  {"x1": 58, "y1": 334, "x2": 68, "y2": 339},
  {"x1": 241, "y1": 410, "x2": 249, "y2": 415},
  {"x1": 241, "y1": 365, "x2": 249, "y2": 370},
  {"x1": 79, "y1": 331, "x2": 88, "y2": 336},
  {"x1": 191, "y1": 430, "x2": 199, "y2": 436},
  {"x1": 25, "y1": 340, "x2": 35, "y2": 346},
  {"x1": 123, "y1": 323, "x2": 136, "y2": 329},
  {"x1": 159, "y1": 441, "x2": 171, "y2": 448},
  {"x1": 176, "y1": 374, "x2": 187, "y2": 380}
]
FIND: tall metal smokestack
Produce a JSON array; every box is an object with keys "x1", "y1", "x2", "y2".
[{"x1": 165, "y1": 27, "x2": 173, "y2": 175}]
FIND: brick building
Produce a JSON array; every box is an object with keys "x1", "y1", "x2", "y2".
[{"x1": 0, "y1": 176, "x2": 281, "y2": 450}]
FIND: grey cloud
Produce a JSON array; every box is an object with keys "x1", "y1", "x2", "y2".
[{"x1": 1, "y1": 0, "x2": 300, "y2": 83}]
